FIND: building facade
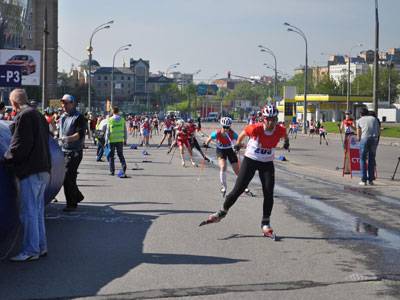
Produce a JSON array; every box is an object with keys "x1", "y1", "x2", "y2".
[
  {"x1": 0, "y1": 0, "x2": 29, "y2": 49},
  {"x1": 92, "y1": 67, "x2": 134, "y2": 113},
  {"x1": 329, "y1": 63, "x2": 370, "y2": 84},
  {"x1": 0, "y1": 0, "x2": 58, "y2": 101}
]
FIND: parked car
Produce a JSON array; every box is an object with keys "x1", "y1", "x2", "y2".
[
  {"x1": 204, "y1": 112, "x2": 219, "y2": 122},
  {"x1": 6, "y1": 55, "x2": 36, "y2": 75}
]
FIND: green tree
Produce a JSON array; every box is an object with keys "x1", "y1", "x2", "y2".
[{"x1": 314, "y1": 75, "x2": 339, "y2": 95}]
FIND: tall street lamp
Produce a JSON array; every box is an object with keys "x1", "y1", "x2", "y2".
[
  {"x1": 166, "y1": 62, "x2": 180, "y2": 76},
  {"x1": 87, "y1": 20, "x2": 113, "y2": 112},
  {"x1": 372, "y1": 0, "x2": 380, "y2": 114},
  {"x1": 346, "y1": 43, "x2": 363, "y2": 112},
  {"x1": 258, "y1": 45, "x2": 278, "y2": 104},
  {"x1": 111, "y1": 44, "x2": 132, "y2": 109},
  {"x1": 387, "y1": 55, "x2": 393, "y2": 103},
  {"x1": 284, "y1": 22, "x2": 308, "y2": 134}
]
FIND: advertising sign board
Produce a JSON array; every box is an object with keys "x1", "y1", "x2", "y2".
[
  {"x1": 0, "y1": 49, "x2": 41, "y2": 86},
  {"x1": 0, "y1": 65, "x2": 22, "y2": 87}
]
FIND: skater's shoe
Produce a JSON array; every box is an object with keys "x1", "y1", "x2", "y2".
[
  {"x1": 191, "y1": 161, "x2": 197, "y2": 167},
  {"x1": 220, "y1": 186, "x2": 226, "y2": 197},
  {"x1": 181, "y1": 160, "x2": 186, "y2": 167},
  {"x1": 244, "y1": 188, "x2": 252, "y2": 195},
  {"x1": 326, "y1": 142, "x2": 328, "y2": 146},
  {"x1": 204, "y1": 156, "x2": 210, "y2": 162},
  {"x1": 262, "y1": 225, "x2": 275, "y2": 238},
  {"x1": 208, "y1": 210, "x2": 227, "y2": 224}
]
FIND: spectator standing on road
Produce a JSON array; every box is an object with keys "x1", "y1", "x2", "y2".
[
  {"x1": 95, "y1": 116, "x2": 106, "y2": 162},
  {"x1": 105, "y1": 106, "x2": 127, "y2": 177},
  {"x1": 1, "y1": 89, "x2": 51, "y2": 261},
  {"x1": 59, "y1": 94, "x2": 86, "y2": 212},
  {"x1": 357, "y1": 107, "x2": 380, "y2": 186}
]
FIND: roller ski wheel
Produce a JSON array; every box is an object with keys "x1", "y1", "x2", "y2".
[
  {"x1": 220, "y1": 186, "x2": 226, "y2": 198},
  {"x1": 191, "y1": 161, "x2": 198, "y2": 167},
  {"x1": 262, "y1": 225, "x2": 277, "y2": 241},
  {"x1": 199, "y1": 210, "x2": 227, "y2": 227},
  {"x1": 244, "y1": 188, "x2": 255, "y2": 197}
]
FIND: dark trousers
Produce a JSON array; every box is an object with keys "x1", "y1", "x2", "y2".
[
  {"x1": 109, "y1": 142, "x2": 127, "y2": 173},
  {"x1": 63, "y1": 150, "x2": 84, "y2": 207},
  {"x1": 190, "y1": 137, "x2": 205, "y2": 157},
  {"x1": 224, "y1": 157, "x2": 275, "y2": 225}
]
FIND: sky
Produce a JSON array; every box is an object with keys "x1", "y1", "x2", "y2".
[{"x1": 58, "y1": 0, "x2": 400, "y2": 80}]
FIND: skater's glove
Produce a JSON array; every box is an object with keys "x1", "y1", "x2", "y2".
[
  {"x1": 283, "y1": 140, "x2": 290, "y2": 150},
  {"x1": 233, "y1": 144, "x2": 241, "y2": 152}
]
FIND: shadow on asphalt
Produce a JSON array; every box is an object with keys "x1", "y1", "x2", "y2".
[{"x1": 0, "y1": 203, "x2": 245, "y2": 299}]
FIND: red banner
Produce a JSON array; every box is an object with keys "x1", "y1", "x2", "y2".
[{"x1": 343, "y1": 135, "x2": 361, "y2": 177}]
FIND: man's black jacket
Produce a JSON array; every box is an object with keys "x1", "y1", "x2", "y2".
[{"x1": 4, "y1": 106, "x2": 51, "y2": 179}]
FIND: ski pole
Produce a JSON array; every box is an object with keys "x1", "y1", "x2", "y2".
[
  {"x1": 338, "y1": 124, "x2": 344, "y2": 149},
  {"x1": 168, "y1": 145, "x2": 177, "y2": 164},
  {"x1": 197, "y1": 147, "x2": 208, "y2": 181}
]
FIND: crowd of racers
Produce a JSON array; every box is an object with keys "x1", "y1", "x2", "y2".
[{"x1": 1, "y1": 96, "x2": 368, "y2": 240}]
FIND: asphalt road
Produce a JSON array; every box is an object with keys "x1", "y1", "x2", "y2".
[{"x1": 0, "y1": 125, "x2": 399, "y2": 300}]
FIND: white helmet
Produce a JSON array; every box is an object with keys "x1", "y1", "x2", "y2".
[
  {"x1": 176, "y1": 119, "x2": 184, "y2": 126},
  {"x1": 262, "y1": 105, "x2": 279, "y2": 118},
  {"x1": 220, "y1": 117, "x2": 232, "y2": 127}
]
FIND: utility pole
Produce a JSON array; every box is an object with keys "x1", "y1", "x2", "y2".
[
  {"x1": 372, "y1": 0, "x2": 379, "y2": 114},
  {"x1": 41, "y1": 1, "x2": 48, "y2": 111},
  {"x1": 388, "y1": 57, "x2": 393, "y2": 103}
]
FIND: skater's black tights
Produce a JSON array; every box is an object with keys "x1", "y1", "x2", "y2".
[
  {"x1": 223, "y1": 157, "x2": 275, "y2": 223},
  {"x1": 190, "y1": 137, "x2": 205, "y2": 157}
]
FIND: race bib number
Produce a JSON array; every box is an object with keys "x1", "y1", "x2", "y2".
[{"x1": 254, "y1": 147, "x2": 272, "y2": 155}]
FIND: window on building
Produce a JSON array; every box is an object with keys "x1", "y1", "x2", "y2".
[
  {"x1": 104, "y1": 76, "x2": 108, "y2": 80},
  {"x1": 121, "y1": 76, "x2": 124, "y2": 80}
]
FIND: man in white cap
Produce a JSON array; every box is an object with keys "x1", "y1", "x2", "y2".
[{"x1": 59, "y1": 94, "x2": 86, "y2": 211}]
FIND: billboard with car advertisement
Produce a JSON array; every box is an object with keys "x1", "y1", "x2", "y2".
[{"x1": 0, "y1": 49, "x2": 41, "y2": 86}]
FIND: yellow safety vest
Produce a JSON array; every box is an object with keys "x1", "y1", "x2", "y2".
[{"x1": 108, "y1": 117, "x2": 125, "y2": 143}]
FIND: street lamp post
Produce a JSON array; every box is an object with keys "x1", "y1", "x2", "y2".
[
  {"x1": 284, "y1": 22, "x2": 308, "y2": 134},
  {"x1": 346, "y1": 43, "x2": 363, "y2": 112},
  {"x1": 258, "y1": 45, "x2": 278, "y2": 104},
  {"x1": 387, "y1": 56, "x2": 393, "y2": 103},
  {"x1": 372, "y1": 0, "x2": 379, "y2": 114},
  {"x1": 87, "y1": 20, "x2": 113, "y2": 112},
  {"x1": 111, "y1": 44, "x2": 132, "y2": 109},
  {"x1": 165, "y1": 62, "x2": 180, "y2": 77}
]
